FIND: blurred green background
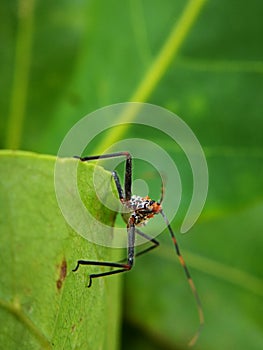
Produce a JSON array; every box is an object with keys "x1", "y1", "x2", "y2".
[{"x1": 1, "y1": 0, "x2": 263, "y2": 349}]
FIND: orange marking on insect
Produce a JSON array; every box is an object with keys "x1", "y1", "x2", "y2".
[
  {"x1": 152, "y1": 201, "x2": 162, "y2": 213},
  {"x1": 188, "y1": 277, "x2": 195, "y2": 289},
  {"x1": 128, "y1": 216, "x2": 136, "y2": 224},
  {"x1": 178, "y1": 255, "x2": 186, "y2": 267},
  {"x1": 124, "y1": 264, "x2": 132, "y2": 270}
]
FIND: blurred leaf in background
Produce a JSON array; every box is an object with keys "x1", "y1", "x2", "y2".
[{"x1": 1, "y1": 0, "x2": 263, "y2": 349}]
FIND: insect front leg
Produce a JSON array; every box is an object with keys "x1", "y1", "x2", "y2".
[{"x1": 72, "y1": 218, "x2": 136, "y2": 287}]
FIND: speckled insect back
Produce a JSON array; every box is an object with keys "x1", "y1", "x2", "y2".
[
  {"x1": 72, "y1": 151, "x2": 204, "y2": 346},
  {"x1": 123, "y1": 195, "x2": 162, "y2": 226}
]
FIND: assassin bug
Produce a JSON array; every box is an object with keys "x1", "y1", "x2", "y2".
[{"x1": 72, "y1": 151, "x2": 204, "y2": 345}]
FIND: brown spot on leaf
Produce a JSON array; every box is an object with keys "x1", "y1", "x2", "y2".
[
  {"x1": 56, "y1": 280, "x2": 62, "y2": 289},
  {"x1": 56, "y1": 258, "x2": 67, "y2": 291}
]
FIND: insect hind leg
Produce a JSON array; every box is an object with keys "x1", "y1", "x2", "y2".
[{"x1": 112, "y1": 170, "x2": 124, "y2": 201}]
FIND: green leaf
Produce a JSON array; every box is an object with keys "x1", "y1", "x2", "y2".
[{"x1": 0, "y1": 150, "x2": 122, "y2": 350}]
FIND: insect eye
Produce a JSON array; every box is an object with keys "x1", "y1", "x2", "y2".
[{"x1": 149, "y1": 200, "x2": 154, "y2": 205}]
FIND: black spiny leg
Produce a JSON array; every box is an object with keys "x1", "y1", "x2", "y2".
[
  {"x1": 124, "y1": 153, "x2": 132, "y2": 200},
  {"x1": 112, "y1": 171, "x2": 124, "y2": 201},
  {"x1": 73, "y1": 152, "x2": 134, "y2": 286},
  {"x1": 72, "y1": 217, "x2": 135, "y2": 287},
  {"x1": 134, "y1": 229, "x2": 160, "y2": 258},
  {"x1": 75, "y1": 151, "x2": 132, "y2": 201},
  {"x1": 118, "y1": 228, "x2": 160, "y2": 264}
]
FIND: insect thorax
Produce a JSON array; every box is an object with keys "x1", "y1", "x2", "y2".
[{"x1": 122, "y1": 195, "x2": 160, "y2": 226}]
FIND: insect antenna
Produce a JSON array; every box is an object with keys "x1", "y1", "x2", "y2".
[
  {"x1": 158, "y1": 174, "x2": 166, "y2": 205},
  {"x1": 160, "y1": 210, "x2": 204, "y2": 346}
]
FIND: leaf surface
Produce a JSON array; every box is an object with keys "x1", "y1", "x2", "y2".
[{"x1": 0, "y1": 150, "x2": 121, "y2": 350}]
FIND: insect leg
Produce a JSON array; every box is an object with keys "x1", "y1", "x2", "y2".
[
  {"x1": 118, "y1": 228, "x2": 159, "y2": 263},
  {"x1": 74, "y1": 151, "x2": 131, "y2": 163},
  {"x1": 72, "y1": 260, "x2": 129, "y2": 287},
  {"x1": 134, "y1": 229, "x2": 160, "y2": 258},
  {"x1": 72, "y1": 217, "x2": 136, "y2": 287},
  {"x1": 74, "y1": 151, "x2": 132, "y2": 200},
  {"x1": 124, "y1": 153, "x2": 132, "y2": 201},
  {"x1": 112, "y1": 170, "x2": 124, "y2": 201}
]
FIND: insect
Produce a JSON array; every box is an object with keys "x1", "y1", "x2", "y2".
[{"x1": 72, "y1": 151, "x2": 204, "y2": 345}]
